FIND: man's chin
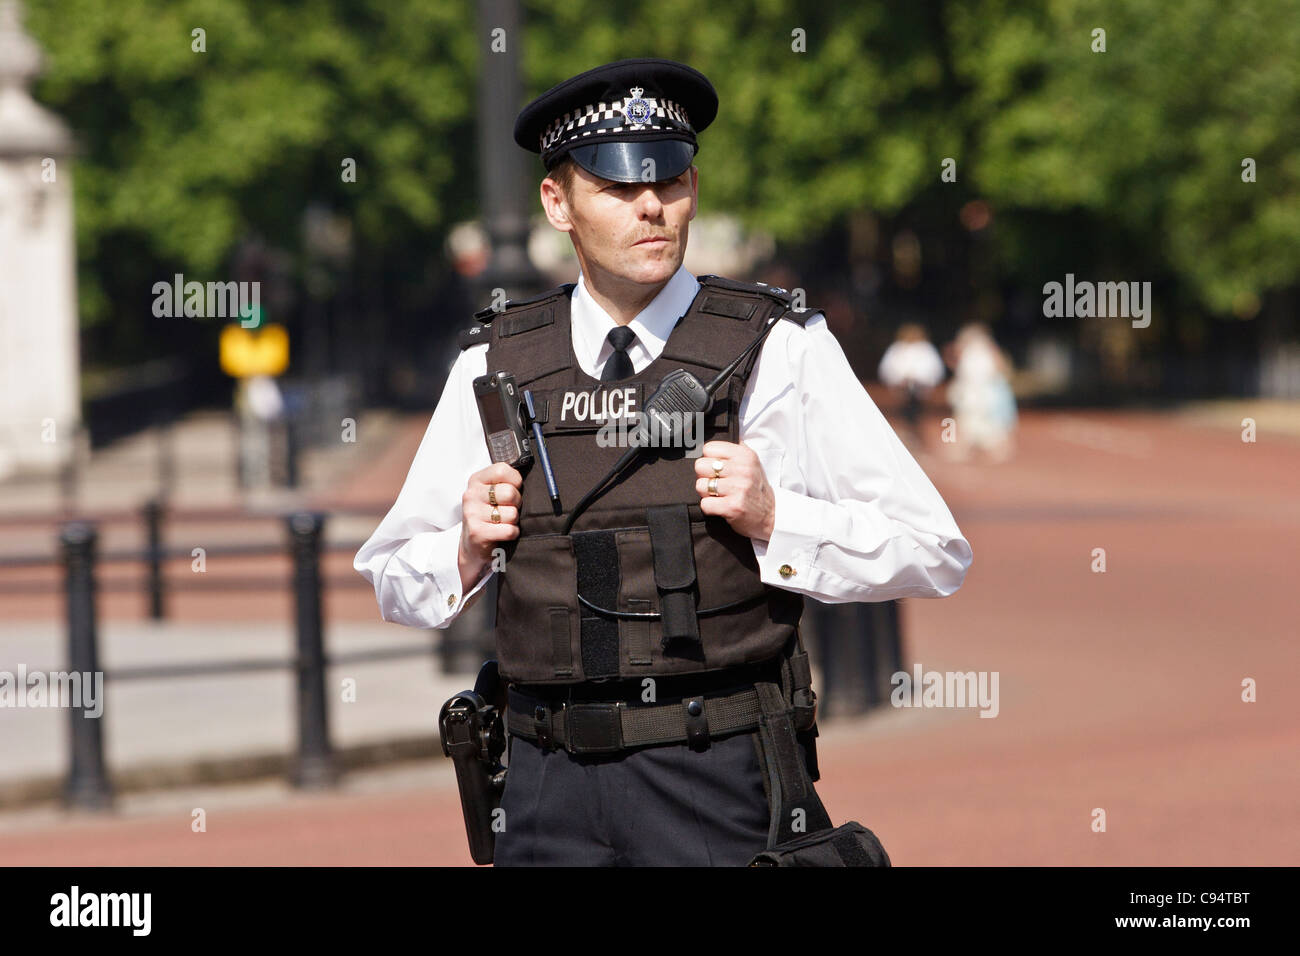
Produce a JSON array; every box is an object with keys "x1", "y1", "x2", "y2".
[{"x1": 622, "y1": 252, "x2": 682, "y2": 284}]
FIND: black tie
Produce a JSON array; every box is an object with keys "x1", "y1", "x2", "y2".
[{"x1": 601, "y1": 326, "x2": 637, "y2": 381}]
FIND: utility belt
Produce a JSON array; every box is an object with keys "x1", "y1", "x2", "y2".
[
  {"x1": 507, "y1": 647, "x2": 813, "y2": 756},
  {"x1": 508, "y1": 676, "x2": 770, "y2": 756}
]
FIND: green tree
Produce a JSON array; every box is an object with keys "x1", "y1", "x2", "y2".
[
  {"x1": 26, "y1": 0, "x2": 478, "y2": 337},
  {"x1": 23, "y1": 0, "x2": 1300, "y2": 379}
]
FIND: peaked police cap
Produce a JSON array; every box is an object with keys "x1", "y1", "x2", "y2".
[{"x1": 513, "y1": 58, "x2": 718, "y2": 183}]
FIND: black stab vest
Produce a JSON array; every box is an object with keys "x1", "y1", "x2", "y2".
[{"x1": 467, "y1": 275, "x2": 807, "y2": 685}]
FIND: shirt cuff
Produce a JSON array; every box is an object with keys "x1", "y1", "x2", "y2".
[
  {"x1": 426, "y1": 526, "x2": 494, "y2": 625},
  {"x1": 754, "y1": 487, "x2": 825, "y2": 590}
]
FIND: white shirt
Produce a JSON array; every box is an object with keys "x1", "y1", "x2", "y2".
[{"x1": 354, "y1": 265, "x2": 972, "y2": 628}]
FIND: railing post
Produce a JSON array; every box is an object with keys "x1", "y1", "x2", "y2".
[
  {"x1": 286, "y1": 512, "x2": 337, "y2": 788},
  {"x1": 58, "y1": 421, "x2": 81, "y2": 515},
  {"x1": 809, "y1": 600, "x2": 846, "y2": 719},
  {"x1": 155, "y1": 417, "x2": 175, "y2": 501},
  {"x1": 61, "y1": 521, "x2": 112, "y2": 810},
  {"x1": 882, "y1": 599, "x2": 903, "y2": 701},
  {"x1": 284, "y1": 415, "x2": 300, "y2": 489},
  {"x1": 864, "y1": 599, "x2": 904, "y2": 708},
  {"x1": 839, "y1": 603, "x2": 869, "y2": 716},
  {"x1": 143, "y1": 498, "x2": 165, "y2": 621}
]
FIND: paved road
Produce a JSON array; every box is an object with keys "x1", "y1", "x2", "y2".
[{"x1": 2, "y1": 405, "x2": 1296, "y2": 865}]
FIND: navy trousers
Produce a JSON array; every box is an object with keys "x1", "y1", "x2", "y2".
[{"x1": 493, "y1": 729, "x2": 778, "y2": 866}]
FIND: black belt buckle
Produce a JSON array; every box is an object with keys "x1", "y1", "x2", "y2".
[{"x1": 563, "y1": 702, "x2": 625, "y2": 754}]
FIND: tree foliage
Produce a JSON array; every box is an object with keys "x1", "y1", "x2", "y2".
[
  {"x1": 21, "y1": 0, "x2": 1300, "y2": 348},
  {"x1": 26, "y1": 0, "x2": 477, "y2": 329}
]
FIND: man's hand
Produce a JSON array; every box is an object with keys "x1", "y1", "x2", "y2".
[
  {"x1": 458, "y1": 462, "x2": 523, "y2": 592},
  {"x1": 693, "y1": 440, "x2": 776, "y2": 541}
]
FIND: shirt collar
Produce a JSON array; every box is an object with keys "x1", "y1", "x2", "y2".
[{"x1": 570, "y1": 264, "x2": 700, "y2": 376}]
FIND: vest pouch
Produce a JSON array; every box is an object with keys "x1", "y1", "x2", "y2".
[
  {"x1": 614, "y1": 515, "x2": 798, "y2": 677},
  {"x1": 494, "y1": 534, "x2": 580, "y2": 683},
  {"x1": 646, "y1": 504, "x2": 700, "y2": 645}
]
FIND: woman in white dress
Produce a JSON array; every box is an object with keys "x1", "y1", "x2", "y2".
[{"x1": 945, "y1": 323, "x2": 1017, "y2": 462}]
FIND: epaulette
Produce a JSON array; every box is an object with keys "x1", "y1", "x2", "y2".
[
  {"x1": 695, "y1": 274, "x2": 812, "y2": 327},
  {"x1": 459, "y1": 283, "x2": 576, "y2": 349}
]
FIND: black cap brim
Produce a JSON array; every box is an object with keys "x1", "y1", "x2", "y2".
[{"x1": 565, "y1": 139, "x2": 697, "y2": 184}]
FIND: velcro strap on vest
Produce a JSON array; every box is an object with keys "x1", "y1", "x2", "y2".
[
  {"x1": 549, "y1": 607, "x2": 574, "y2": 678},
  {"x1": 572, "y1": 530, "x2": 621, "y2": 679},
  {"x1": 698, "y1": 293, "x2": 759, "y2": 321},
  {"x1": 646, "y1": 504, "x2": 700, "y2": 645},
  {"x1": 499, "y1": 305, "x2": 555, "y2": 337},
  {"x1": 507, "y1": 685, "x2": 763, "y2": 755}
]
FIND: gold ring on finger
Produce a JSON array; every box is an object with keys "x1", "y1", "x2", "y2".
[
  {"x1": 707, "y1": 476, "x2": 721, "y2": 497},
  {"x1": 488, "y1": 484, "x2": 498, "y2": 507},
  {"x1": 711, "y1": 459, "x2": 724, "y2": 477},
  {"x1": 490, "y1": 505, "x2": 501, "y2": 524}
]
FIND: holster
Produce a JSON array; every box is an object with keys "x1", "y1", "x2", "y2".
[
  {"x1": 748, "y1": 638, "x2": 891, "y2": 867},
  {"x1": 438, "y1": 660, "x2": 508, "y2": 865}
]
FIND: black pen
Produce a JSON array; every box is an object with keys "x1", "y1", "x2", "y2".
[{"x1": 523, "y1": 389, "x2": 562, "y2": 513}]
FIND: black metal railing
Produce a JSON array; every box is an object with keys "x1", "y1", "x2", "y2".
[
  {"x1": 6, "y1": 499, "x2": 899, "y2": 810},
  {"x1": 0, "y1": 501, "x2": 493, "y2": 811},
  {"x1": 804, "y1": 599, "x2": 904, "y2": 718}
]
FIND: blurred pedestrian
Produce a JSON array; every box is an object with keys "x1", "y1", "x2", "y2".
[
  {"x1": 235, "y1": 374, "x2": 284, "y2": 488},
  {"x1": 877, "y1": 323, "x2": 945, "y2": 448},
  {"x1": 945, "y1": 323, "x2": 1017, "y2": 462}
]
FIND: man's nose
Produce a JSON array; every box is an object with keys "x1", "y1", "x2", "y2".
[{"x1": 635, "y1": 185, "x2": 665, "y2": 218}]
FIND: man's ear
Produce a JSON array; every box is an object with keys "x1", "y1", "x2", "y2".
[
  {"x1": 687, "y1": 165, "x2": 699, "y2": 221},
  {"x1": 540, "y1": 177, "x2": 573, "y2": 232}
]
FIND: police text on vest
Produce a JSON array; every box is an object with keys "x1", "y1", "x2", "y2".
[{"x1": 559, "y1": 387, "x2": 637, "y2": 423}]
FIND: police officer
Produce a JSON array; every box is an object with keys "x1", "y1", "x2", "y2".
[{"x1": 355, "y1": 58, "x2": 972, "y2": 866}]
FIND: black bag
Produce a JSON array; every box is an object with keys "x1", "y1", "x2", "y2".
[
  {"x1": 748, "y1": 681, "x2": 892, "y2": 868},
  {"x1": 749, "y1": 821, "x2": 891, "y2": 867}
]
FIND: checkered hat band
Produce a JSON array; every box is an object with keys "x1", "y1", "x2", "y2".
[{"x1": 540, "y1": 97, "x2": 692, "y2": 153}]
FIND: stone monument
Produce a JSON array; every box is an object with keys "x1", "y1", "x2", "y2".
[{"x1": 0, "y1": 0, "x2": 78, "y2": 478}]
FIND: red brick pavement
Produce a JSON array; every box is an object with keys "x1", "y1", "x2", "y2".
[{"x1": 3, "y1": 406, "x2": 1297, "y2": 865}]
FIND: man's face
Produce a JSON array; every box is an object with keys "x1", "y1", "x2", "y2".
[{"x1": 541, "y1": 161, "x2": 698, "y2": 288}]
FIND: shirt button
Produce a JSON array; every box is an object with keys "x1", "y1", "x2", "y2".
[
  {"x1": 447, "y1": 594, "x2": 458, "y2": 608},
  {"x1": 778, "y1": 564, "x2": 796, "y2": 579}
]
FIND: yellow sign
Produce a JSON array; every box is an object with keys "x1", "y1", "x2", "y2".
[{"x1": 220, "y1": 323, "x2": 289, "y2": 378}]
